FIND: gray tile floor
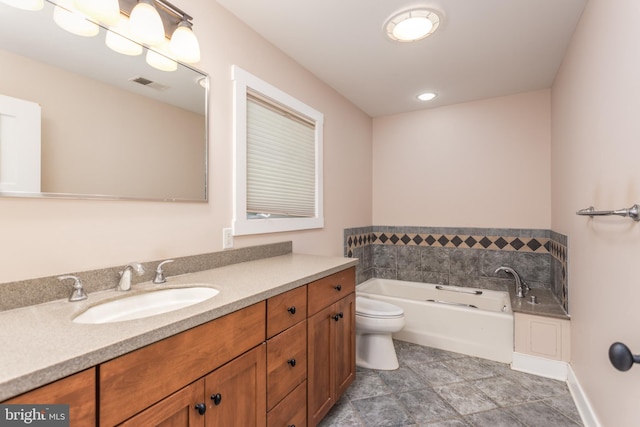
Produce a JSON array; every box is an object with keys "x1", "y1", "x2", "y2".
[{"x1": 319, "y1": 340, "x2": 583, "y2": 427}]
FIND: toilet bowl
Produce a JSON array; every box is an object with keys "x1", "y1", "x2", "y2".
[{"x1": 355, "y1": 296, "x2": 405, "y2": 370}]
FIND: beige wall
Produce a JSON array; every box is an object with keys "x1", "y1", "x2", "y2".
[
  {"x1": 552, "y1": 0, "x2": 640, "y2": 424},
  {"x1": 372, "y1": 90, "x2": 551, "y2": 228},
  {"x1": 0, "y1": 1, "x2": 373, "y2": 283}
]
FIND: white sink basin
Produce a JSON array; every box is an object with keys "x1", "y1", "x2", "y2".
[{"x1": 73, "y1": 286, "x2": 220, "y2": 324}]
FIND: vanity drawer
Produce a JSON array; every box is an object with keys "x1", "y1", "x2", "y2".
[
  {"x1": 267, "y1": 380, "x2": 307, "y2": 427},
  {"x1": 267, "y1": 320, "x2": 307, "y2": 410},
  {"x1": 267, "y1": 285, "x2": 307, "y2": 338},
  {"x1": 99, "y1": 302, "x2": 266, "y2": 427},
  {"x1": 307, "y1": 268, "x2": 355, "y2": 316}
]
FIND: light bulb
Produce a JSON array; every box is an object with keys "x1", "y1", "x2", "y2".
[
  {"x1": 392, "y1": 17, "x2": 433, "y2": 41},
  {"x1": 105, "y1": 14, "x2": 143, "y2": 56},
  {"x1": 146, "y1": 45, "x2": 177, "y2": 72},
  {"x1": 170, "y1": 20, "x2": 200, "y2": 63},
  {"x1": 0, "y1": 0, "x2": 44, "y2": 11},
  {"x1": 74, "y1": 0, "x2": 120, "y2": 25},
  {"x1": 53, "y1": 0, "x2": 99, "y2": 37},
  {"x1": 129, "y1": 0, "x2": 165, "y2": 46}
]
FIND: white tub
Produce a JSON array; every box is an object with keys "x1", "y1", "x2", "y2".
[{"x1": 357, "y1": 278, "x2": 514, "y2": 363}]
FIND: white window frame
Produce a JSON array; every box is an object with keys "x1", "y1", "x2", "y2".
[{"x1": 232, "y1": 65, "x2": 324, "y2": 236}]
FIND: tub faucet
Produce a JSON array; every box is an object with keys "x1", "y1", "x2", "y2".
[
  {"x1": 117, "y1": 262, "x2": 145, "y2": 291},
  {"x1": 494, "y1": 266, "x2": 530, "y2": 298}
]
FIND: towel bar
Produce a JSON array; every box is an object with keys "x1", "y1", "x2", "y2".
[{"x1": 576, "y1": 204, "x2": 640, "y2": 221}]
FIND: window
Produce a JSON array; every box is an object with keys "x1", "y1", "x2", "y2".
[{"x1": 232, "y1": 66, "x2": 324, "y2": 235}]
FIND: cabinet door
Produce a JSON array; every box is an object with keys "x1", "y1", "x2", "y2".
[
  {"x1": 4, "y1": 368, "x2": 95, "y2": 427},
  {"x1": 307, "y1": 304, "x2": 335, "y2": 427},
  {"x1": 119, "y1": 379, "x2": 206, "y2": 427},
  {"x1": 204, "y1": 344, "x2": 266, "y2": 427},
  {"x1": 334, "y1": 293, "x2": 355, "y2": 398}
]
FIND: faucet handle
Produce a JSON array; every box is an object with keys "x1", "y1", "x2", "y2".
[
  {"x1": 58, "y1": 275, "x2": 88, "y2": 302},
  {"x1": 153, "y1": 259, "x2": 175, "y2": 284}
]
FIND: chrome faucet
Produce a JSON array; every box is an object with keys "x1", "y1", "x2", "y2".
[
  {"x1": 58, "y1": 275, "x2": 88, "y2": 302},
  {"x1": 153, "y1": 259, "x2": 174, "y2": 284},
  {"x1": 117, "y1": 262, "x2": 145, "y2": 291},
  {"x1": 494, "y1": 266, "x2": 530, "y2": 298}
]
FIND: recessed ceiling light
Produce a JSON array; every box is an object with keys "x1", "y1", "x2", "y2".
[
  {"x1": 385, "y1": 9, "x2": 440, "y2": 42},
  {"x1": 417, "y1": 92, "x2": 437, "y2": 101}
]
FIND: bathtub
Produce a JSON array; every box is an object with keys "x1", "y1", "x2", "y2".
[{"x1": 356, "y1": 278, "x2": 514, "y2": 363}]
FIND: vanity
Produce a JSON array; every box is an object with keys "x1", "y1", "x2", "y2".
[{"x1": 0, "y1": 251, "x2": 357, "y2": 427}]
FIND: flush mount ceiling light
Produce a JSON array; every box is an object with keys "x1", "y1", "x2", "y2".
[
  {"x1": 417, "y1": 92, "x2": 437, "y2": 101},
  {"x1": 385, "y1": 9, "x2": 440, "y2": 42}
]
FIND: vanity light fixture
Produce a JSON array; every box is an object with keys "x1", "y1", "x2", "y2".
[
  {"x1": 417, "y1": 92, "x2": 437, "y2": 101},
  {"x1": 0, "y1": 0, "x2": 43, "y2": 11},
  {"x1": 169, "y1": 18, "x2": 200, "y2": 63},
  {"x1": 53, "y1": 0, "x2": 99, "y2": 37},
  {"x1": 145, "y1": 43, "x2": 178, "y2": 72},
  {"x1": 385, "y1": 8, "x2": 440, "y2": 42},
  {"x1": 129, "y1": 0, "x2": 165, "y2": 46},
  {"x1": 74, "y1": 0, "x2": 120, "y2": 25},
  {"x1": 105, "y1": 14, "x2": 143, "y2": 56}
]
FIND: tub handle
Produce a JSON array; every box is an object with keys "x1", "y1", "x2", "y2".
[{"x1": 435, "y1": 285, "x2": 483, "y2": 295}]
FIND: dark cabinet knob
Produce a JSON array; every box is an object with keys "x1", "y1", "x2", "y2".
[
  {"x1": 211, "y1": 393, "x2": 222, "y2": 406},
  {"x1": 287, "y1": 425, "x2": 296, "y2": 427},
  {"x1": 334, "y1": 285, "x2": 342, "y2": 291},
  {"x1": 195, "y1": 403, "x2": 206, "y2": 415},
  {"x1": 287, "y1": 358, "x2": 296, "y2": 367},
  {"x1": 287, "y1": 306, "x2": 296, "y2": 315},
  {"x1": 333, "y1": 312, "x2": 343, "y2": 321}
]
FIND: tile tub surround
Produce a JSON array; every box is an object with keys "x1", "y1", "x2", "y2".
[
  {"x1": 345, "y1": 226, "x2": 569, "y2": 314},
  {"x1": 0, "y1": 241, "x2": 293, "y2": 311},
  {"x1": 319, "y1": 340, "x2": 583, "y2": 427}
]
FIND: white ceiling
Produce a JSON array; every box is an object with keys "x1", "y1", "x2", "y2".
[{"x1": 216, "y1": 0, "x2": 588, "y2": 117}]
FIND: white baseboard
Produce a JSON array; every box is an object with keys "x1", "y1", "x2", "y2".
[
  {"x1": 567, "y1": 364, "x2": 602, "y2": 427},
  {"x1": 510, "y1": 352, "x2": 568, "y2": 380}
]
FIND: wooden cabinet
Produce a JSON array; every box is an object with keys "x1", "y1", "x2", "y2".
[
  {"x1": 119, "y1": 379, "x2": 206, "y2": 427},
  {"x1": 204, "y1": 345, "x2": 266, "y2": 427},
  {"x1": 120, "y1": 345, "x2": 266, "y2": 427},
  {"x1": 266, "y1": 286, "x2": 308, "y2": 426},
  {"x1": 3, "y1": 368, "x2": 96, "y2": 427},
  {"x1": 101, "y1": 302, "x2": 266, "y2": 426},
  {"x1": 307, "y1": 268, "x2": 355, "y2": 427}
]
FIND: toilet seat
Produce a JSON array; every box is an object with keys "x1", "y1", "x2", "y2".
[{"x1": 356, "y1": 296, "x2": 404, "y2": 319}]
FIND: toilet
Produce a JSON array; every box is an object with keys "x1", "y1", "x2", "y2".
[{"x1": 355, "y1": 296, "x2": 405, "y2": 370}]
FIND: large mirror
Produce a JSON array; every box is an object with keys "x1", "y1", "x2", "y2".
[{"x1": 0, "y1": 0, "x2": 208, "y2": 201}]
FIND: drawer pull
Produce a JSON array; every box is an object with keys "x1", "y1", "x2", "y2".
[
  {"x1": 287, "y1": 358, "x2": 296, "y2": 367},
  {"x1": 333, "y1": 312, "x2": 344, "y2": 321},
  {"x1": 195, "y1": 403, "x2": 206, "y2": 415},
  {"x1": 288, "y1": 425, "x2": 296, "y2": 427},
  {"x1": 334, "y1": 285, "x2": 342, "y2": 291},
  {"x1": 287, "y1": 306, "x2": 296, "y2": 315},
  {"x1": 211, "y1": 393, "x2": 222, "y2": 406}
]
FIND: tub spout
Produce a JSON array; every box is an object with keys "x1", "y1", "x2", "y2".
[{"x1": 494, "y1": 266, "x2": 530, "y2": 298}]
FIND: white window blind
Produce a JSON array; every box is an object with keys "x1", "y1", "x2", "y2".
[{"x1": 246, "y1": 92, "x2": 316, "y2": 218}]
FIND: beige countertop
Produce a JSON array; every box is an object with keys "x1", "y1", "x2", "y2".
[
  {"x1": 0, "y1": 253, "x2": 357, "y2": 401},
  {"x1": 508, "y1": 286, "x2": 570, "y2": 320}
]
